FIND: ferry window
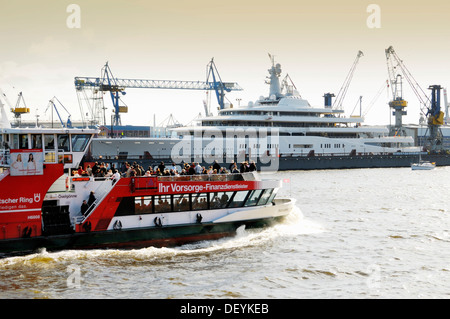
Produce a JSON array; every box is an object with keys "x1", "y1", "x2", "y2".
[
  {"x1": 267, "y1": 190, "x2": 277, "y2": 205},
  {"x1": 228, "y1": 191, "x2": 250, "y2": 208},
  {"x1": 155, "y1": 195, "x2": 171, "y2": 213},
  {"x1": 71, "y1": 134, "x2": 90, "y2": 152},
  {"x1": 57, "y1": 134, "x2": 70, "y2": 151},
  {"x1": 245, "y1": 189, "x2": 263, "y2": 207},
  {"x1": 44, "y1": 134, "x2": 55, "y2": 150},
  {"x1": 210, "y1": 193, "x2": 221, "y2": 209},
  {"x1": 31, "y1": 134, "x2": 42, "y2": 149},
  {"x1": 58, "y1": 154, "x2": 73, "y2": 164},
  {"x1": 11, "y1": 134, "x2": 19, "y2": 149},
  {"x1": 44, "y1": 152, "x2": 56, "y2": 163},
  {"x1": 210, "y1": 192, "x2": 233, "y2": 209},
  {"x1": 135, "y1": 196, "x2": 153, "y2": 214},
  {"x1": 19, "y1": 134, "x2": 28, "y2": 149},
  {"x1": 257, "y1": 189, "x2": 273, "y2": 206},
  {"x1": 192, "y1": 193, "x2": 208, "y2": 210},
  {"x1": 115, "y1": 197, "x2": 135, "y2": 216},
  {"x1": 173, "y1": 194, "x2": 189, "y2": 212}
]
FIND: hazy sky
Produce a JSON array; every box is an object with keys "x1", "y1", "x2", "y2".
[{"x1": 1, "y1": 0, "x2": 450, "y2": 126}]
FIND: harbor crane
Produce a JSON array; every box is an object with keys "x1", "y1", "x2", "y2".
[
  {"x1": 7, "y1": 92, "x2": 30, "y2": 125},
  {"x1": 385, "y1": 46, "x2": 444, "y2": 151},
  {"x1": 75, "y1": 59, "x2": 243, "y2": 126},
  {"x1": 332, "y1": 50, "x2": 364, "y2": 110}
]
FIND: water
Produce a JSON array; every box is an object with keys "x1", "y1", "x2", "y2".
[{"x1": 2, "y1": 167, "x2": 450, "y2": 299}]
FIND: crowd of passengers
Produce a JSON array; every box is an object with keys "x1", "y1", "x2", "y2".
[{"x1": 72, "y1": 160, "x2": 257, "y2": 180}]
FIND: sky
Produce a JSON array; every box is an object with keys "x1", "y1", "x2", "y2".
[{"x1": 1, "y1": 0, "x2": 450, "y2": 127}]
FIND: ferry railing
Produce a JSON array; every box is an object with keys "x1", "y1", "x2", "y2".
[
  {"x1": 76, "y1": 177, "x2": 115, "y2": 224},
  {"x1": 156, "y1": 172, "x2": 257, "y2": 182}
]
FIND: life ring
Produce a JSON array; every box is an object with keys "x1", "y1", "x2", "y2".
[
  {"x1": 196, "y1": 213, "x2": 203, "y2": 224},
  {"x1": 22, "y1": 226, "x2": 32, "y2": 238},
  {"x1": 113, "y1": 220, "x2": 122, "y2": 230},
  {"x1": 83, "y1": 221, "x2": 92, "y2": 232},
  {"x1": 154, "y1": 217, "x2": 162, "y2": 227}
]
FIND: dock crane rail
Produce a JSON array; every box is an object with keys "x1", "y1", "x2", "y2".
[{"x1": 74, "y1": 59, "x2": 243, "y2": 126}]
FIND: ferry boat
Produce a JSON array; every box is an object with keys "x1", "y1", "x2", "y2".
[
  {"x1": 0, "y1": 101, "x2": 294, "y2": 256},
  {"x1": 90, "y1": 58, "x2": 450, "y2": 170}
]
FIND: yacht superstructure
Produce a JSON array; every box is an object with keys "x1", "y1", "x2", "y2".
[{"x1": 170, "y1": 58, "x2": 417, "y2": 161}]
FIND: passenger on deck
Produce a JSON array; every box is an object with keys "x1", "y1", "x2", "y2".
[
  {"x1": 88, "y1": 191, "x2": 96, "y2": 207},
  {"x1": 195, "y1": 162, "x2": 203, "y2": 174},
  {"x1": 125, "y1": 163, "x2": 132, "y2": 177},
  {"x1": 85, "y1": 191, "x2": 96, "y2": 215},
  {"x1": 92, "y1": 162, "x2": 99, "y2": 175},
  {"x1": 112, "y1": 169, "x2": 120, "y2": 184},
  {"x1": 105, "y1": 169, "x2": 113, "y2": 178},
  {"x1": 249, "y1": 160, "x2": 257, "y2": 172},
  {"x1": 86, "y1": 165, "x2": 92, "y2": 176},
  {"x1": 213, "y1": 160, "x2": 221, "y2": 172},
  {"x1": 81, "y1": 200, "x2": 89, "y2": 216},
  {"x1": 231, "y1": 163, "x2": 239, "y2": 174},
  {"x1": 158, "y1": 161, "x2": 165, "y2": 173},
  {"x1": 240, "y1": 161, "x2": 249, "y2": 173},
  {"x1": 99, "y1": 163, "x2": 107, "y2": 176}
]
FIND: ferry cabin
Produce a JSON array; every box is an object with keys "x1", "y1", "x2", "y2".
[
  {"x1": 0, "y1": 127, "x2": 94, "y2": 170},
  {"x1": 106, "y1": 174, "x2": 279, "y2": 231},
  {"x1": 0, "y1": 127, "x2": 97, "y2": 240}
]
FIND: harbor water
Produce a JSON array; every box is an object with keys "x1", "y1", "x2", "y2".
[{"x1": 2, "y1": 167, "x2": 450, "y2": 299}]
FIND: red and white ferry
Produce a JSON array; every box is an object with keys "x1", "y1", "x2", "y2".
[{"x1": 0, "y1": 111, "x2": 295, "y2": 256}]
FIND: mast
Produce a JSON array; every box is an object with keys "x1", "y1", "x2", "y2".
[{"x1": 267, "y1": 54, "x2": 282, "y2": 99}]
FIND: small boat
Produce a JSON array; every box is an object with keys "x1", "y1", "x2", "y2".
[
  {"x1": 411, "y1": 150, "x2": 436, "y2": 170},
  {"x1": 411, "y1": 161, "x2": 436, "y2": 170},
  {"x1": 0, "y1": 101, "x2": 295, "y2": 256}
]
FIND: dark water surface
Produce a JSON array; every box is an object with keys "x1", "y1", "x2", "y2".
[{"x1": 2, "y1": 167, "x2": 450, "y2": 298}]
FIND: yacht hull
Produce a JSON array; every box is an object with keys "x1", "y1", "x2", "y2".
[{"x1": 97, "y1": 153, "x2": 450, "y2": 172}]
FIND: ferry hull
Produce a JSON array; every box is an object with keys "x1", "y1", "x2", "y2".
[{"x1": 0, "y1": 216, "x2": 284, "y2": 256}]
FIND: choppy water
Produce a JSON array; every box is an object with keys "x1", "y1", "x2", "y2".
[{"x1": 2, "y1": 167, "x2": 450, "y2": 299}]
